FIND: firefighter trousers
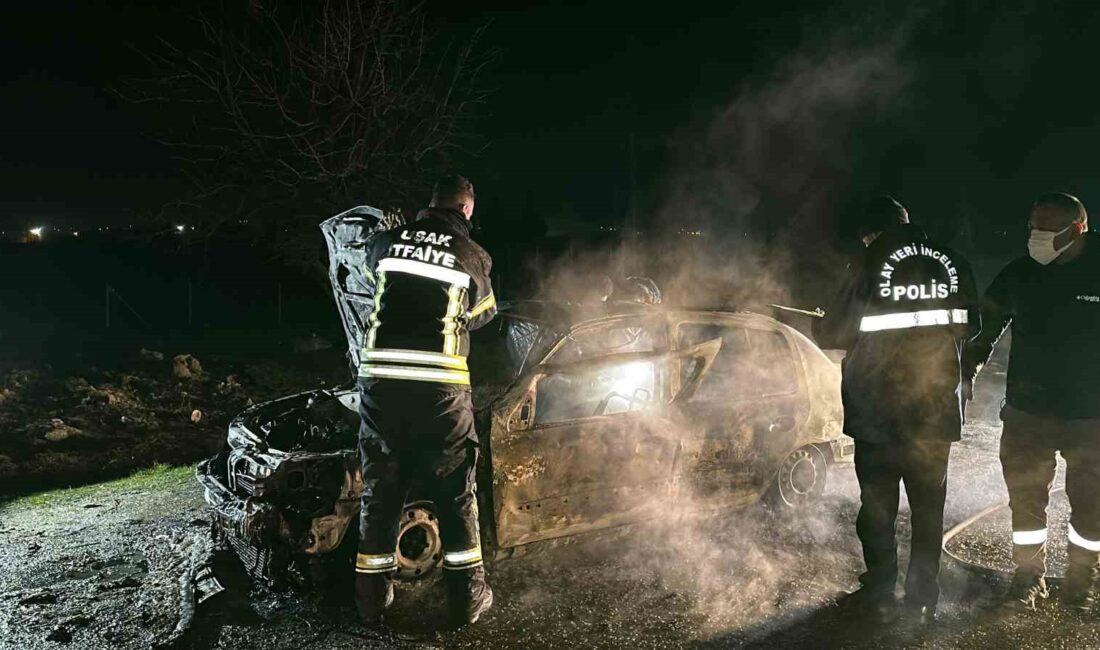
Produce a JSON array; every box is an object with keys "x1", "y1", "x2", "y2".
[
  {"x1": 1000, "y1": 404, "x2": 1100, "y2": 575},
  {"x1": 355, "y1": 379, "x2": 483, "y2": 576},
  {"x1": 854, "y1": 437, "x2": 951, "y2": 608}
]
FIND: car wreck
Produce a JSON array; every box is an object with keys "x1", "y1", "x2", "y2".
[{"x1": 196, "y1": 206, "x2": 854, "y2": 587}]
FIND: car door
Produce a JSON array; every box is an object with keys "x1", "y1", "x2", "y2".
[
  {"x1": 489, "y1": 333, "x2": 719, "y2": 549},
  {"x1": 672, "y1": 317, "x2": 809, "y2": 506}
]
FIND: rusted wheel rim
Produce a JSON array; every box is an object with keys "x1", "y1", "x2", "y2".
[
  {"x1": 395, "y1": 504, "x2": 443, "y2": 580},
  {"x1": 777, "y1": 446, "x2": 827, "y2": 507}
]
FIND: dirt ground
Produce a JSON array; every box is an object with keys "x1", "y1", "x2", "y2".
[
  {"x1": 0, "y1": 347, "x2": 347, "y2": 495},
  {"x1": 3, "y1": 339, "x2": 1100, "y2": 649}
]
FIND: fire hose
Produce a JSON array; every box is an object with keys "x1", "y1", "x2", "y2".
[{"x1": 941, "y1": 487, "x2": 1067, "y2": 582}]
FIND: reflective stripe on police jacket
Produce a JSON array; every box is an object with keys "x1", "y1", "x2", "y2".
[
  {"x1": 860, "y1": 309, "x2": 969, "y2": 332},
  {"x1": 858, "y1": 236, "x2": 973, "y2": 336}
]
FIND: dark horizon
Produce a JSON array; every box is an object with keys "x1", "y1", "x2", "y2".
[{"x1": 3, "y1": 0, "x2": 1100, "y2": 252}]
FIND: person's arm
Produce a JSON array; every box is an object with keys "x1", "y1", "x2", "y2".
[
  {"x1": 363, "y1": 231, "x2": 391, "y2": 288},
  {"x1": 962, "y1": 265, "x2": 1013, "y2": 383},
  {"x1": 952, "y1": 255, "x2": 983, "y2": 404},
  {"x1": 465, "y1": 254, "x2": 497, "y2": 331},
  {"x1": 955, "y1": 255, "x2": 982, "y2": 343},
  {"x1": 813, "y1": 259, "x2": 868, "y2": 351},
  {"x1": 349, "y1": 231, "x2": 390, "y2": 373}
]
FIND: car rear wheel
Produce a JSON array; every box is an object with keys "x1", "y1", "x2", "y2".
[
  {"x1": 395, "y1": 501, "x2": 443, "y2": 580},
  {"x1": 765, "y1": 445, "x2": 828, "y2": 509}
]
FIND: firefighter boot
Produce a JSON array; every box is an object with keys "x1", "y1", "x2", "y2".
[
  {"x1": 445, "y1": 565, "x2": 494, "y2": 626},
  {"x1": 1060, "y1": 546, "x2": 1100, "y2": 611},
  {"x1": 355, "y1": 573, "x2": 395, "y2": 626},
  {"x1": 835, "y1": 587, "x2": 899, "y2": 624}
]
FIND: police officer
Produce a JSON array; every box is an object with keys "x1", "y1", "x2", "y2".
[
  {"x1": 814, "y1": 196, "x2": 980, "y2": 624},
  {"x1": 966, "y1": 192, "x2": 1100, "y2": 611},
  {"x1": 354, "y1": 175, "x2": 496, "y2": 626}
]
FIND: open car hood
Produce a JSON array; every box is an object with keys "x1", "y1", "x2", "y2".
[{"x1": 320, "y1": 206, "x2": 400, "y2": 374}]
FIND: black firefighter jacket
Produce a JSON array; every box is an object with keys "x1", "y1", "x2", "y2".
[
  {"x1": 964, "y1": 232, "x2": 1100, "y2": 419},
  {"x1": 813, "y1": 224, "x2": 981, "y2": 443},
  {"x1": 360, "y1": 207, "x2": 496, "y2": 387}
]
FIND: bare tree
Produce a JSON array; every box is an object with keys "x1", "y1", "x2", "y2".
[{"x1": 123, "y1": 0, "x2": 492, "y2": 268}]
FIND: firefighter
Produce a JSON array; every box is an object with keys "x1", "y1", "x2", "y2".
[
  {"x1": 354, "y1": 175, "x2": 497, "y2": 627},
  {"x1": 610, "y1": 276, "x2": 662, "y2": 305},
  {"x1": 965, "y1": 192, "x2": 1100, "y2": 611},
  {"x1": 814, "y1": 196, "x2": 980, "y2": 624}
]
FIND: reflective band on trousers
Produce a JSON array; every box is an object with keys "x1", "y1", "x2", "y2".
[
  {"x1": 859, "y1": 309, "x2": 969, "y2": 332},
  {"x1": 359, "y1": 364, "x2": 471, "y2": 385},
  {"x1": 356, "y1": 552, "x2": 397, "y2": 574},
  {"x1": 443, "y1": 547, "x2": 483, "y2": 569},
  {"x1": 1012, "y1": 528, "x2": 1048, "y2": 546},
  {"x1": 377, "y1": 257, "x2": 471, "y2": 288},
  {"x1": 1069, "y1": 524, "x2": 1100, "y2": 552},
  {"x1": 362, "y1": 349, "x2": 468, "y2": 370}
]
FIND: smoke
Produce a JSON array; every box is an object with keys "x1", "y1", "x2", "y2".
[
  {"x1": 500, "y1": 19, "x2": 924, "y2": 642},
  {"x1": 619, "y1": 484, "x2": 864, "y2": 637},
  {"x1": 660, "y1": 41, "x2": 910, "y2": 229},
  {"x1": 527, "y1": 29, "x2": 915, "y2": 315},
  {"x1": 672, "y1": 39, "x2": 911, "y2": 299}
]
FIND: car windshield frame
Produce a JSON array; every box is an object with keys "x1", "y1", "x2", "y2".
[{"x1": 539, "y1": 313, "x2": 671, "y2": 366}]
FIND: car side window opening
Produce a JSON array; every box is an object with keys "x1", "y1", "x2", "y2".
[
  {"x1": 534, "y1": 360, "x2": 657, "y2": 425},
  {"x1": 678, "y1": 323, "x2": 797, "y2": 402},
  {"x1": 547, "y1": 318, "x2": 663, "y2": 365},
  {"x1": 746, "y1": 329, "x2": 798, "y2": 396}
]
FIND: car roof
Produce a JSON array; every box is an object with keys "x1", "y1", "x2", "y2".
[{"x1": 498, "y1": 300, "x2": 781, "y2": 331}]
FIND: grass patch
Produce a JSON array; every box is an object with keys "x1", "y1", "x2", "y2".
[{"x1": 8, "y1": 464, "x2": 194, "y2": 510}]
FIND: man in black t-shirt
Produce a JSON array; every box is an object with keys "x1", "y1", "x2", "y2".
[{"x1": 967, "y1": 192, "x2": 1100, "y2": 611}]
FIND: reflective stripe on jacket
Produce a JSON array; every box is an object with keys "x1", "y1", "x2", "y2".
[
  {"x1": 814, "y1": 224, "x2": 981, "y2": 442},
  {"x1": 361, "y1": 208, "x2": 496, "y2": 385}
]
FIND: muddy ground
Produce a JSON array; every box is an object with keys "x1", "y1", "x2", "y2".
[
  {"x1": 2, "y1": 339, "x2": 1099, "y2": 649},
  {"x1": 0, "y1": 347, "x2": 347, "y2": 495}
]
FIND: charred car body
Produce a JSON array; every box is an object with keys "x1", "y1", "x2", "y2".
[{"x1": 197, "y1": 207, "x2": 853, "y2": 584}]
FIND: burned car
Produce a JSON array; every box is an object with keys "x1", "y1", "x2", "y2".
[{"x1": 197, "y1": 207, "x2": 853, "y2": 585}]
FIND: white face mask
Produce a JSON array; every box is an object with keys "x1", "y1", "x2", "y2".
[{"x1": 1028, "y1": 223, "x2": 1076, "y2": 265}]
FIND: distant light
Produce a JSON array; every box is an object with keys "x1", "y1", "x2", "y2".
[
  {"x1": 175, "y1": 224, "x2": 187, "y2": 233},
  {"x1": 29, "y1": 227, "x2": 44, "y2": 238},
  {"x1": 72, "y1": 231, "x2": 79, "y2": 237}
]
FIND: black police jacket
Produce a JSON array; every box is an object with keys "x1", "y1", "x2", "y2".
[
  {"x1": 361, "y1": 207, "x2": 496, "y2": 387},
  {"x1": 964, "y1": 232, "x2": 1100, "y2": 419},
  {"x1": 813, "y1": 224, "x2": 980, "y2": 442}
]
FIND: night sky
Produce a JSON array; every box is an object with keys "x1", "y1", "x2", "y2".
[{"x1": 5, "y1": 0, "x2": 1100, "y2": 251}]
